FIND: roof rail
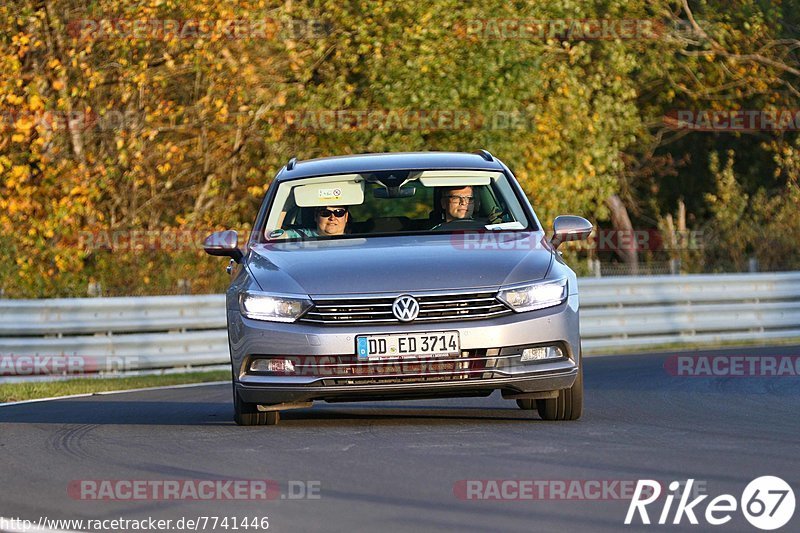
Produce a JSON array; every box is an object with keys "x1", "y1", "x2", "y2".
[
  {"x1": 474, "y1": 149, "x2": 493, "y2": 161},
  {"x1": 286, "y1": 156, "x2": 298, "y2": 171}
]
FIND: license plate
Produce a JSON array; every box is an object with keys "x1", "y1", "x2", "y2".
[{"x1": 356, "y1": 331, "x2": 460, "y2": 360}]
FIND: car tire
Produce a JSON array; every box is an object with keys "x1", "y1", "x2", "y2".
[
  {"x1": 233, "y1": 384, "x2": 280, "y2": 426},
  {"x1": 516, "y1": 399, "x2": 536, "y2": 410},
  {"x1": 536, "y1": 359, "x2": 583, "y2": 421}
]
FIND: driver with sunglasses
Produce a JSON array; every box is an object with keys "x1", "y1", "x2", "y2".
[{"x1": 281, "y1": 206, "x2": 350, "y2": 239}]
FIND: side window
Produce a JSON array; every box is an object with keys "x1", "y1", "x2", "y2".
[
  {"x1": 483, "y1": 183, "x2": 505, "y2": 219},
  {"x1": 279, "y1": 196, "x2": 298, "y2": 228}
]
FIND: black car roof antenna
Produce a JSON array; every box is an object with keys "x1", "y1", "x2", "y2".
[{"x1": 286, "y1": 156, "x2": 298, "y2": 170}]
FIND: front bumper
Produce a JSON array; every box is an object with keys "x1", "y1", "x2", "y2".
[
  {"x1": 237, "y1": 365, "x2": 577, "y2": 404},
  {"x1": 228, "y1": 294, "x2": 581, "y2": 405}
]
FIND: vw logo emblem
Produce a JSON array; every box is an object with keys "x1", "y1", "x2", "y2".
[{"x1": 392, "y1": 295, "x2": 419, "y2": 322}]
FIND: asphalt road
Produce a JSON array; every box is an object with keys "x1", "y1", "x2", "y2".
[{"x1": 1, "y1": 346, "x2": 799, "y2": 533}]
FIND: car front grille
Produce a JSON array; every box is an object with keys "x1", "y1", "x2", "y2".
[{"x1": 300, "y1": 290, "x2": 512, "y2": 325}]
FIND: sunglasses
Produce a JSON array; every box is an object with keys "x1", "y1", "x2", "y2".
[{"x1": 317, "y1": 208, "x2": 348, "y2": 218}]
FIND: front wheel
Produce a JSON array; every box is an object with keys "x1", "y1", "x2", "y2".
[
  {"x1": 537, "y1": 361, "x2": 583, "y2": 421},
  {"x1": 233, "y1": 384, "x2": 280, "y2": 426}
]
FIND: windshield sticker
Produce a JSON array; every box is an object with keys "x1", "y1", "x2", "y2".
[
  {"x1": 318, "y1": 187, "x2": 342, "y2": 201},
  {"x1": 268, "y1": 229, "x2": 285, "y2": 239}
]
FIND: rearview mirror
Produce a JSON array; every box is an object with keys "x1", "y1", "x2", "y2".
[
  {"x1": 550, "y1": 215, "x2": 593, "y2": 249},
  {"x1": 373, "y1": 186, "x2": 416, "y2": 199},
  {"x1": 204, "y1": 230, "x2": 243, "y2": 262}
]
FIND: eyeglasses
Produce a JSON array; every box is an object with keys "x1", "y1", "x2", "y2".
[
  {"x1": 447, "y1": 195, "x2": 475, "y2": 205},
  {"x1": 317, "y1": 208, "x2": 347, "y2": 218}
]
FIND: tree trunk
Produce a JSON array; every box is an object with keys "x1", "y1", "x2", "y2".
[{"x1": 606, "y1": 194, "x2": 638, "y2": 274}]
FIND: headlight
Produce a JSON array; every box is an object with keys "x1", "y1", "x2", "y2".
[
  {"x1": 497, "y1": 278, "x2": 568, "y2": 312},
  {"x1": 239, "y1": 291, "x2": 312, "y2": 323}
]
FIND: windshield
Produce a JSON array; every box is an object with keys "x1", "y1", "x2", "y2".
[{"x1": 261, "y1": 170, "x2": 533, "y2": 241}]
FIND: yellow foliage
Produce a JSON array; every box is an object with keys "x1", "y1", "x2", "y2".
[
  {"x1": 10, "y1": 165, "x2": 29, "y2": 181},
  {"x1": 28, "y1": 94, "x2": 44, "y2": 111}
]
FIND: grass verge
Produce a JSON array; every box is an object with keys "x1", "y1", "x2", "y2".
[{"x1": 0, "y1": 370, "x2": 229, "y2": 404}]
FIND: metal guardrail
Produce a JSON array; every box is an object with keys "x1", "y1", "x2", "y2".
[
  {"x1": 578, "y1": 272, "x2": 800, "y2": 351},
  {"x1": 1, "y1": 273, "x2": 799, "y2": 376}
]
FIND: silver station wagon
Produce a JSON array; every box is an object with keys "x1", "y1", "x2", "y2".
[{"x1": 205, "y1": 151, "x2": 593, "y2": 425}]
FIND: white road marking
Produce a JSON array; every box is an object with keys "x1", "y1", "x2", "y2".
[{"x1": 0, "y1": 381, "x2": 227, "y2": 407}]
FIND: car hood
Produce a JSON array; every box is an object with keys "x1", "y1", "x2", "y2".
[{"x1": 246, "y1": 232, "x2": 554, "y2": 295}]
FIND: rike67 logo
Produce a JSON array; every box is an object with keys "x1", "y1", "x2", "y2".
[{"x1": 625, "y1": 477, "x2": 795, "y2": 530}]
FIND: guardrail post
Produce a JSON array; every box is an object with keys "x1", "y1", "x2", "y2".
[
  {"x1": 587, "y1": 258, "x2": 602, "y2": 277},
  {"x1": 178, "y1": 279, "x2": 192, "y2": 295},
  {"x1": 87, "y1": 281, "x2": 103, "y2": 297}
]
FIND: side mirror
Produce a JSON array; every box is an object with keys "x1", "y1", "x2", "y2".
[
  {"x1": 204, "y1": 230, "x2": 243, "y2": 262},
  {"x1": 550, "y1": 215, "x2": 593, "y2": 249}
]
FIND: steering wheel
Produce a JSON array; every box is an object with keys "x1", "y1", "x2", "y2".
[
  {"x1": 433, "y1": 218, "x2": 487, "y2": 231},
  {"x1": 486, "y1": 206, "x2": 509, "y2": 225}
]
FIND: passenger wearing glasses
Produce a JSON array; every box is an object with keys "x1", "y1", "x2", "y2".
[
  {"x1": 278, "y1": 206, "x2": 350, "y2": 239},
  {"x1": 314, "y1": 206, "x2": 350, "y2": 236}
]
